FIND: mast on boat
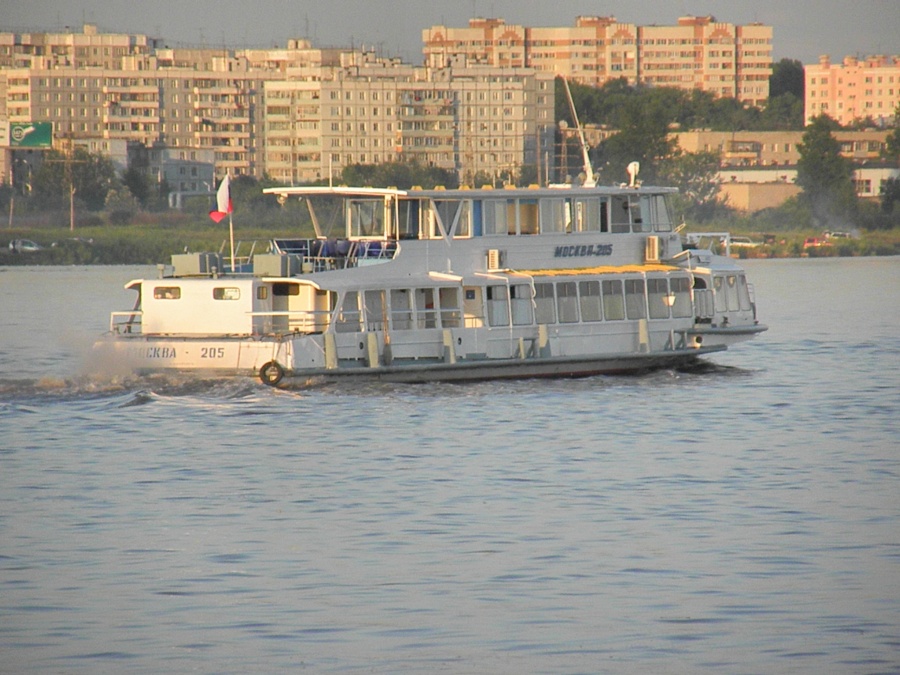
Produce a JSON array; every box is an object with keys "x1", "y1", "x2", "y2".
[{"x1": 561, "y1": 77, "x2": 596, "y2": 188}]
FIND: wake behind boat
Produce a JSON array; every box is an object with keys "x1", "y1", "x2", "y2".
[{"x1": 92, "y1": 170, "x2": 766, "y2": 387}]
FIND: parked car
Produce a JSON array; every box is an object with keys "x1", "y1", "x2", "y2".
[
  {"x1": 729, "y1": 236, "x2": 762, "y2": 248},
  {"x1": 8, "y1": 239, "x2": 43, "y2": 253}
]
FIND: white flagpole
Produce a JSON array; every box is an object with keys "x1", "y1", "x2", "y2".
[{"x1": 228, "y1": 210, "x2": 236, "y2": 273}]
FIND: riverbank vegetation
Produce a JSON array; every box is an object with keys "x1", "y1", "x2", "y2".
[{"x1": 3, "y1": 192, "x2": 898, "y2": 266}]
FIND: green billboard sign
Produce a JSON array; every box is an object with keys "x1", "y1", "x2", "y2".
[{"x1": 10, "y1": 122, "x2": 53, "y2": 147}]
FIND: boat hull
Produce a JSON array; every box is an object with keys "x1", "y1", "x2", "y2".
[
  {"x1": 90, "y1": 334, "x2": 723, "y2": 387},
  {"x1": 275, "y1": 347, "x2": 725, "y2": 386}
]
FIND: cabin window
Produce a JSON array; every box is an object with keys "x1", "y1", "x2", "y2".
[
  {"x1": 213, "y1": 287, "x2": 241, "y2": 300},
  {"x1": 725, "y1": 275, "x2": 740, "y2": 311},
  {"x1": 625, "y1": 279, "x2": 647, "y2": 319},
  {"x1": 439, "y1": 287, "x2": 461, "y2": 328},
  {"x1": 556, "y1": 281, "x2": 579, "y2": 323},
  {"x1": 257, "y1": 286, "x2": 268, "y2": 300},
  {"x1": 670, "y1": 276, "x2": 693, "y2": 318},
  {"x1": 602, "y1": 280, "x2": 625, "y2": 320},
  {"x1": 647, "y1": 278, "x2": 670, "y2": 319},
  {"x1": 432, "y1": 200, "x2": 456, "y2": 238},
  {"x1": 714, "y1": 276, "x2": 727, "y2": 312},
  {"x1": 455, "y1": 202, "x2": 472, "y2": 238},
  {"x1": 273, "y1": 283, "x2": 300, "y2": 296},
  {"x1": 714, "y1": 275, "x2": 741, "y2": 312},
  {"x1": 517, "y1": 199, "x2": 539, "y2": 235},
  {"x1": 335, "y1": 291, "x2": 362, "y2": 333},
  {"x1": 349, "y1": 199, "x2": 383, "y2": 237},
  {"x1": 415, "y1": 288, "x2": 437, "y2": 328},
  {"x1": 431, "y1": 200, "x2": 471, "y2": 238},
  {"x1": 574, "y1": 198, "x2": 603, "y2": 232},
  {"x1": 737, "y1": 274, "x2": 753, "y2": 311},
  {"x1": 397, "y1": 200, "x2": 420, "y2": 239},
  {"x1": 510, "y1": 284, "x2": 534, "y2": 325},
  {"x1": 629, "y1": 197, "x2": 649, "y2": 232},
  {"x1": 534, "y1": 282, "x2": 556, "y2": 324},
  {"x1": 650, "y1": 195, "x2": 673, "y2": 232},
  {"x1": 363, "y1": 290, "x2": 386, "y2": 330},
  {"x1": 483, "y1": 199, "x2": 507, "y2": 236},
  {"x1": 153, "y1": 286, "x2": 181, "y2": 299},
  {"x1": 610, "y1": 196, "x2": 630, "y2": 233},
  {"x1": 540, "y1": 198, "x2": 567, "y2": 233},
  {"x1": 486, "y1": 285, "x2": 510, "y2": 327},
  {"x1": 579, "y1": 280, "x2": 602, "y2": 322},
  {"x1": 390, "y1": 289, "x2": 412, "y2": 330}
]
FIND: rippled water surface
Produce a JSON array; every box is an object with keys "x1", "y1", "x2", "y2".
[{"x1": 1, "y1": 259, "x2": 898, "y2": 673}]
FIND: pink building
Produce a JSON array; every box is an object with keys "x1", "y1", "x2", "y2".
[
  {"x1": 423, "y1": 16, "x2": 772, "y2": 105},
  {"x1": 805, "y1": 55, "x2": 900, "y2": 126}
]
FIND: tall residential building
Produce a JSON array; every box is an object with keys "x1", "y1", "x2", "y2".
[
  {"x1": 265, "y1": 54, "x2": 555, "y2": 185},
  {"x1": 805, "y1": 54, "x2": 900, "y2": 126},
  {"x1": 423, "y1": 16, "x2": 772, "y2": 105},
  {"x1": 1, "y1": 25, "x2": 554, "y2": 187},
  {"x1": 0, "y1": 25, "x2": 352, "y2": 180}
]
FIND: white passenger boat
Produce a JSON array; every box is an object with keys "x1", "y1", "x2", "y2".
[{"x1": 94, "y1": 178, "x2": 766, "y2": 387}]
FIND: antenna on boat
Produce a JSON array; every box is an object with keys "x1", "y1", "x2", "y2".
[{"x1": 562, "y1": 77, "x2": 596, "y2": 188}]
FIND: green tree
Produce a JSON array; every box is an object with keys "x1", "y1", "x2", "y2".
[
  {"x1": 123, "y1": 167, "x2": 153, "y2": 207},
  {"x1": 880, "y1": 177, "x2": 900, "y2": 214},
  {"x1": 661, "y1": 150, "x2": 723, "y2": 221},
  {"x1": 884, "y1": 103, "x2": 900, "y2": 162},
  {"x1": 595, "y1": 93, "x2": 676, "y2": 184},
  {"x1": 769, "y1": 59, "x2": 804, "y2": 98},
  {"x1": 31, "y1": 148, "x2": 118, "y2": 211},
  {"x1": 760, "y1": 93, "x2": 804, "y2": 130},
  {"x1": 341, "y1": 161, "x2": 458, "y2": 189},
  {"x1": 796, "y1": 114, "x2": 858, "y2": 229}
]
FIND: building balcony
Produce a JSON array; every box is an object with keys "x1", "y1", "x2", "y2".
[
  {"x1": 104, "y1": 112, "x2": 161, "y2": 124},
  {"x1": 103, "y1": 85, "x2": 158, "y2": 95}
]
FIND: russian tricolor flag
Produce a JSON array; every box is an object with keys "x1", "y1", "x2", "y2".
[{"x1": 209, "y1": 174, "x2": 232, "y2": 223}]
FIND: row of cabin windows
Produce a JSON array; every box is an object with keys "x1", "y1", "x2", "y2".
[
  {"x1": 152, "y1": 275, "x2": 701, "y2": 324},
  {"x1": 335, "y1": 287, "x2": 462, "y2": 333},
  {"x1": 331, "y1": 276, "x2": 692, "y2": 333},
  {"x1": 152, "y1": 286, "x2": 260, "y2": 300},
  {"x1": 713, "y1": 274, "x2": 753, "y2": 312},
  {"x1": 487, "y1": 277, "x2": 693, "y2": 327},
  {"x1": 344, "y1": 194, "x2": 673, "y2": 240}
]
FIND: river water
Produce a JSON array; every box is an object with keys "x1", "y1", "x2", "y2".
[{"x1": 1, "y1": 258, "x2": 898, "y2": 674}]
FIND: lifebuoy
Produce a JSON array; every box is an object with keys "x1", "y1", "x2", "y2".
[{"x1": 259, "y1": 361, "x2": 285, "y2": 386}]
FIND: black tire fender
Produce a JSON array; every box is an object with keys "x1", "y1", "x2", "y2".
[{"x1": 259, "y1": 361, "x2": 285, "y2": 386}]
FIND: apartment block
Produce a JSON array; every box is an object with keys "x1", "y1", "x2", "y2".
[
  {"x1": 0, "y1": 26, "x2": 356, "y2": 182},
  {"x1": 805, "y1": 54, "x2": 900, "y2": 126},
  {"x1": 1, "y1": 25, "x2": 555, "y2": 187},
  {"x1": 265, "y1": 54, "x2": 555, "y2": 184},
  {"x1": 423, "y1": 16, "x2": 772, "y2": 105},
  {"x1": 674, "y1": 129, "x2": 890, "y2": 167},
  {"x1": 675, "y1": 129, "x2": 896, "y2": 211}
]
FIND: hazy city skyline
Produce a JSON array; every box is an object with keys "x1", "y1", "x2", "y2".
[{"x1": 6, "y1": 0, "x2": 899, "y2": 66}]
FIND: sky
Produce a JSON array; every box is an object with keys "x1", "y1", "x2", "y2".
[{"x1": 5, "y1": 0, "x2": 899, "y2": 66}]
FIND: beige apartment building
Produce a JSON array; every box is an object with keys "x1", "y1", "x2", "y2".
[
  {"x1": 1, "y1": 25, "x2": 554, "y2": 187},
  {"x1": 264, "y1": 57, "x2": 555, "y2": 185},
  {"x1": 805, "y1": 54, "x2": 900, "y2": 126},
  {"x1": 0, "y1": 25, "x2": 348, "y2": 181},
  {"x1": 423, "y1": 16, "x2": 772, "y2": 105},
  {"x1": 674, "y1": 129, "x2": 890, "y2": 167},
  {"x1": 674, "y1": 129, "x2": 895, "y2": 211}
]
